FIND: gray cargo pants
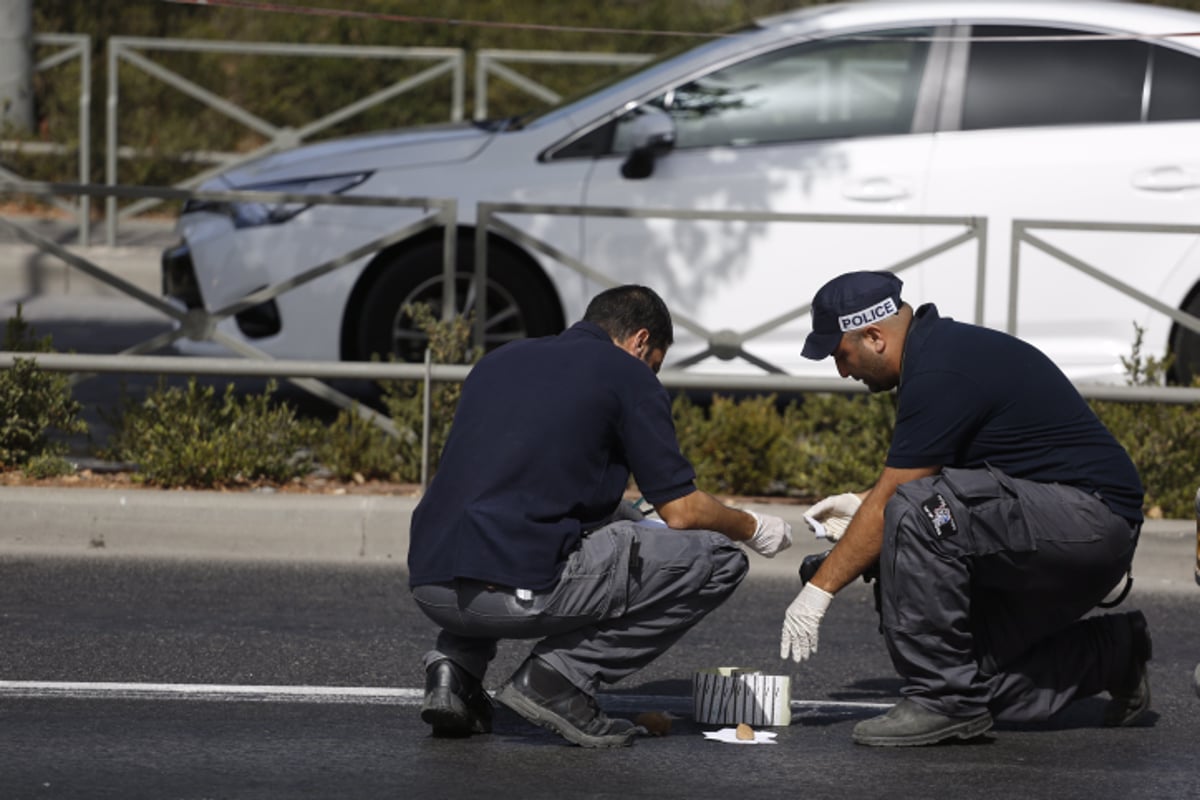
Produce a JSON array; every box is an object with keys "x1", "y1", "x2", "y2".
[
  {"x1": 882, "y1": 466, "x2": 1140, "y2": 722},
  {"x1": 411, "y1": 520, "x2": 749, "y2": 695}
]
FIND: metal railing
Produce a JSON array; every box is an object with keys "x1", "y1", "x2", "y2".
[
  {"x1": 476, "y1": 201, "x2": 987, "y2": 374},
  {"x1": 6, "y1": 181, "x2": 1200, "y2": 487},
  {"x1": 1011, "y1": 218, "x2": 1200, "y2": 341},
  {"x1": 0, "y1": 34, "x2": 92, "y2": 244},
  {"x1": 7, "y1": 37, "x2": 664, "y2": 244},
  {"x1": 104, "y1": 38, "x2": 466, "y2": 245},
  {"x1": 0, "y1": 179, "x2": 459, "y2": 441},
  {"x1": 473, "y1": 49, "x2": 652, "y2": 121}
]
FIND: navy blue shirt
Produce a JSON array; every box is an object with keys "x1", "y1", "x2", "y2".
[
  {"x1": 407, "y1": 322, "x2": 697, "y2": 590},
  {"x1": 889, "y1": 304, "x2": 1144, "y2": 524}
]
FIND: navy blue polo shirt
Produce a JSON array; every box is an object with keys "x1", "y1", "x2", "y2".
[
  {"x1": 407, "y1": 322, "x2": 697, "y2": 590},
  {"x1": 889, "y1": 304, "x2": 1144, "y2": 524}
]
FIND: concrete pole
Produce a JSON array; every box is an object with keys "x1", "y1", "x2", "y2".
[{"x1": 0, "y1": 0, "x2": 34, "y2": 132}]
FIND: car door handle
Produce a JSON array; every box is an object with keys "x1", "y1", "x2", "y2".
[
  {"x1": 1132, "y1": 166, "x2": 1200, "y2": 192},
  {"x1": 843, "y1": 178, "x2": 910, "y2": 202}
]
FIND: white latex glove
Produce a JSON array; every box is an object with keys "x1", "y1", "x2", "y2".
[
  {"x1": 805, "y1": 492, "x2": 863, "y2": 542},
  {"x1": 780, "y1": 583, "x2": 834, "y2": 662},
  {"x1": 745, "y1": 511, "x2": 793, "y2": 558}
]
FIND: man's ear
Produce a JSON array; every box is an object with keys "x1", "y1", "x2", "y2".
[
  {"x1": 633, "y1": 328, "x2": 651, "y2": 353},
  {"x1": 863, "y1": 325, "x2": 887, "y2": 353},
  {"x1": 616, "y1": 329, "x2": 651, "y2": 357}
]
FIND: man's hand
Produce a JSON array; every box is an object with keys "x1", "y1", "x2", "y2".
[
  {"x1": 746, "y1": 511, "x2": 793, "y2": 558},
  {"x1": 780, "y1": 583, "x2": 833, "y2": 662},
  {"x1": 805, "y1": 493, "x2": 862, "y2": 542}
]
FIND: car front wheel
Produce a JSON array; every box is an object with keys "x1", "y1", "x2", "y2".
[{"x1": 353, "y1": 240, "x2": 561, "y2": 363}]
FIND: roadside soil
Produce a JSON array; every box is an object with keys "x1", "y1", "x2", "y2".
[
  {"x1": 0, "y1": 467, "x2": 424, "y2": 497},
  {"x1": 0, "y1": 466, "x2": 808, "y2": 506}
]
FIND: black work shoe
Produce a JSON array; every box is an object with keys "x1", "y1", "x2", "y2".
[
  {"x1": 420, "y1": 658, "x2": 493, "y2": 737},
  {"x1": 495, "y1": 657, "x2": 640, "y2": 748},
  {"x1": 1103, "y1": 610, "x2": 1152, "y2": 727},
  {"x1": 852, "y1": 698, "x2": 993, "y2": 747}
]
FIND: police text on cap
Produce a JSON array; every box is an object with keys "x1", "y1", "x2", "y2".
[{"x1": 838, "y1": 297, "x2": 898, "y2": 332}]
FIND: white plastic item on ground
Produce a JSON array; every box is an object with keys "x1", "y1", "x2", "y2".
[{"x1": 692, "y1": 667, "x2": 791, "y2": 727}]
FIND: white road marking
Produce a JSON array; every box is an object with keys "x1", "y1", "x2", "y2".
[
  {"x1": 0, "y1": 680, "x2": 891, "y2": 714},
  {"x1": 0, "y1": 681, "x2": 420, "y2": 705}
]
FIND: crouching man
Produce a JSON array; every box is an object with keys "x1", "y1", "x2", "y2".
[
  {"x1": 785, "y1": 271, "x2": 1149, "y2": 746},
  {"x1": 409, "y1": 284, "x2": 793, "y2": 748}
]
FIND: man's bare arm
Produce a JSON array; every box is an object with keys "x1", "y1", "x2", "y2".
[
  {"x1": 655, "y1": 490, "x2": 755, "y2": 542},
  {"x1": 810, "y1": 465, "x2": 939, "y2": 595}
]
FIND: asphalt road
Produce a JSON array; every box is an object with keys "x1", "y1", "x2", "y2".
[
  {"x1": 0, "y1": 551, "x2": 1196, "y2": 800},
  {"x1": 2, "y1": 220, "x2": 1199, "y2": 797}
]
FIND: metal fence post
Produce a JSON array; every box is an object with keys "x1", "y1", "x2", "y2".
[{"x1": 422, "y1": 347, "x2": 432, "y2": 491}]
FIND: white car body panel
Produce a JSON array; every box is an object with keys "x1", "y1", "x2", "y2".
[
  {"x1": 923, "y1": 123, "x2": 1200, "y2": 382},
  {"x1": 581, "y1": 134, "x2": 934, "y2": 375}
]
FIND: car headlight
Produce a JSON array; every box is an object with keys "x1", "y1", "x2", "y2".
[{"x1": 185, "y1": 171, "x2": 372, "y2": 228}]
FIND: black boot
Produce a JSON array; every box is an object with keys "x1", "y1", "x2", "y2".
[
  {"x1": 496, "y1": 656, "x2": 640, "y2": 748},
  {"x1": 852, "y1": 698, "x2": 993, "y2": 747},
  {"x1": 1103, "y1": 610, "x2": 1152, "y2": 727},
  {"x1": 421, "y1": 658, "x2": 493, "y2": 737}
]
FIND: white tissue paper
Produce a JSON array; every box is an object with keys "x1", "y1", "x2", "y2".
[
  {"x1": 804, "y1": 514, "x2": 827, "y2": 539},
  {"x1": 702, "y1": 727, "x2": 779, "y2": 745}
]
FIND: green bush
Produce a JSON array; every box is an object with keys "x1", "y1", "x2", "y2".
[
  {"x1": 311, "y1": 302, "x2": 478, "y2": 483},
  {"x1": 102, "y1": 377, "x2": 313, "y2": 488},
  {"x1": 313, "y1": 403, "x2": 405, "y2": 483},
  {"x1": 22, "y1": 452, "x2": 76, "y2": 479},
  {"x1": 1091, "y1": 326, "x2": 1200, "y2": 519},
  {"x1": 789, "y1": 391, "x2": 896, "y2": 496},
  {"x1": 674, "y1": 394, "x2": 807, "y2": 496},
  {"x1": 0, "y1": 308, "x2": 87, "y2": 470},
  {"x1": 379, "y1": 303, "x2": 479, "y2": 481},
  {"x1": 5, "y1": 301, "x2": 1198, "y2": 518},
  {"x1": 673, "y1": 390, "x2": 894, "y2": 499}
]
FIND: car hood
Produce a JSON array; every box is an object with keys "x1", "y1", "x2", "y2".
[{"x1": 210, "y1": 123, "x2": 494, "y2": 188}]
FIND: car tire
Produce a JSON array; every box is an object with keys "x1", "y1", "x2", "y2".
[
  {"x1": 354, "y1": 239, "x2": 561, "y2": 363},
  {"x1": 1169, "y1": 291, "x2": 1200, "y2": 385}
]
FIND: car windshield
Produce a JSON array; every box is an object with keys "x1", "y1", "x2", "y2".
[{"x1": 501, "y1": 23, "x2": 763, "y2": 131}]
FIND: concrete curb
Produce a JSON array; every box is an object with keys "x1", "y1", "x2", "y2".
[
  {"x1": 2, "y1": 487, "x2": 414, "y2": 564},
  {"x1": 4, "y1": 487, "x2": 1196, "y2": 594}
]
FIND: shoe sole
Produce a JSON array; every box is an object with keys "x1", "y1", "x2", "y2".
[
  {"x1": 495, "y1": 683, "x2": 635, "y2": 748},
  {"x1": 422, "y1": 689, "x2": 486, "y2": 737},
  {"x1": 852, "y1": 712, "x2": 993, "y2": 747}
]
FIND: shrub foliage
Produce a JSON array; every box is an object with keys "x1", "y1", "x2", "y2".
[
  {"x1": 1090, "y1": 326, "x2": 1200, "y2": 519},
  {"x1": 313, "y1": 302, "x2": 478, "y2": 483},
  {"x1": 103, "y1": 377, "x2": 312, "y2": 488},
  {"x1": 3, "y1": 310, "x2": 1199, "y2": 518},
  {"x1": 0, "y1": 308, "x2": 86, "y2": 472}
]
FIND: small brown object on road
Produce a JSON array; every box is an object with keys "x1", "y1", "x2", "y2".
[{"x1": 635, "y1": 711, "x2": 672, "y2": 736}]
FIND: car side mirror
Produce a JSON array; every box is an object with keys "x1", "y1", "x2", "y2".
[{"x1": 620, "y1": 106, "x2": 676, "y2": 180}]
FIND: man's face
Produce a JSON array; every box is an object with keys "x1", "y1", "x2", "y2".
[
  {"x1": 642, "y1": 347, "x2": 666, "y2": 375},
  {"x1": 831, "y1": 331, "x2": 898, "y2": 393}
]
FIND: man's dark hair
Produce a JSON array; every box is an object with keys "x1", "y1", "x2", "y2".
[{"x1": 583, "y1": 285, "x2": 674, "y2": 352}]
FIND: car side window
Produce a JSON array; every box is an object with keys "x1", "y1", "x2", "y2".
[
  {"x1": 611, "y1": 28, "x2": 932, "y2": 153},
  {"x1": 960, "y1": 26, "x2": 1147, "y2": 130},
  {"x1": 1148, "y1": 44, "x2": 1200, "y2": 121}
]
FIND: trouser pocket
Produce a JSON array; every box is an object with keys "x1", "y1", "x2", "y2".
[{"x1": 937, "y1": 465, "x2": 1038, "y2": 555}]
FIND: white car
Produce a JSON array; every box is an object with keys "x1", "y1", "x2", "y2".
[{"x1": 163, "y1": 0, "x2": 1200, "y2": 383}]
